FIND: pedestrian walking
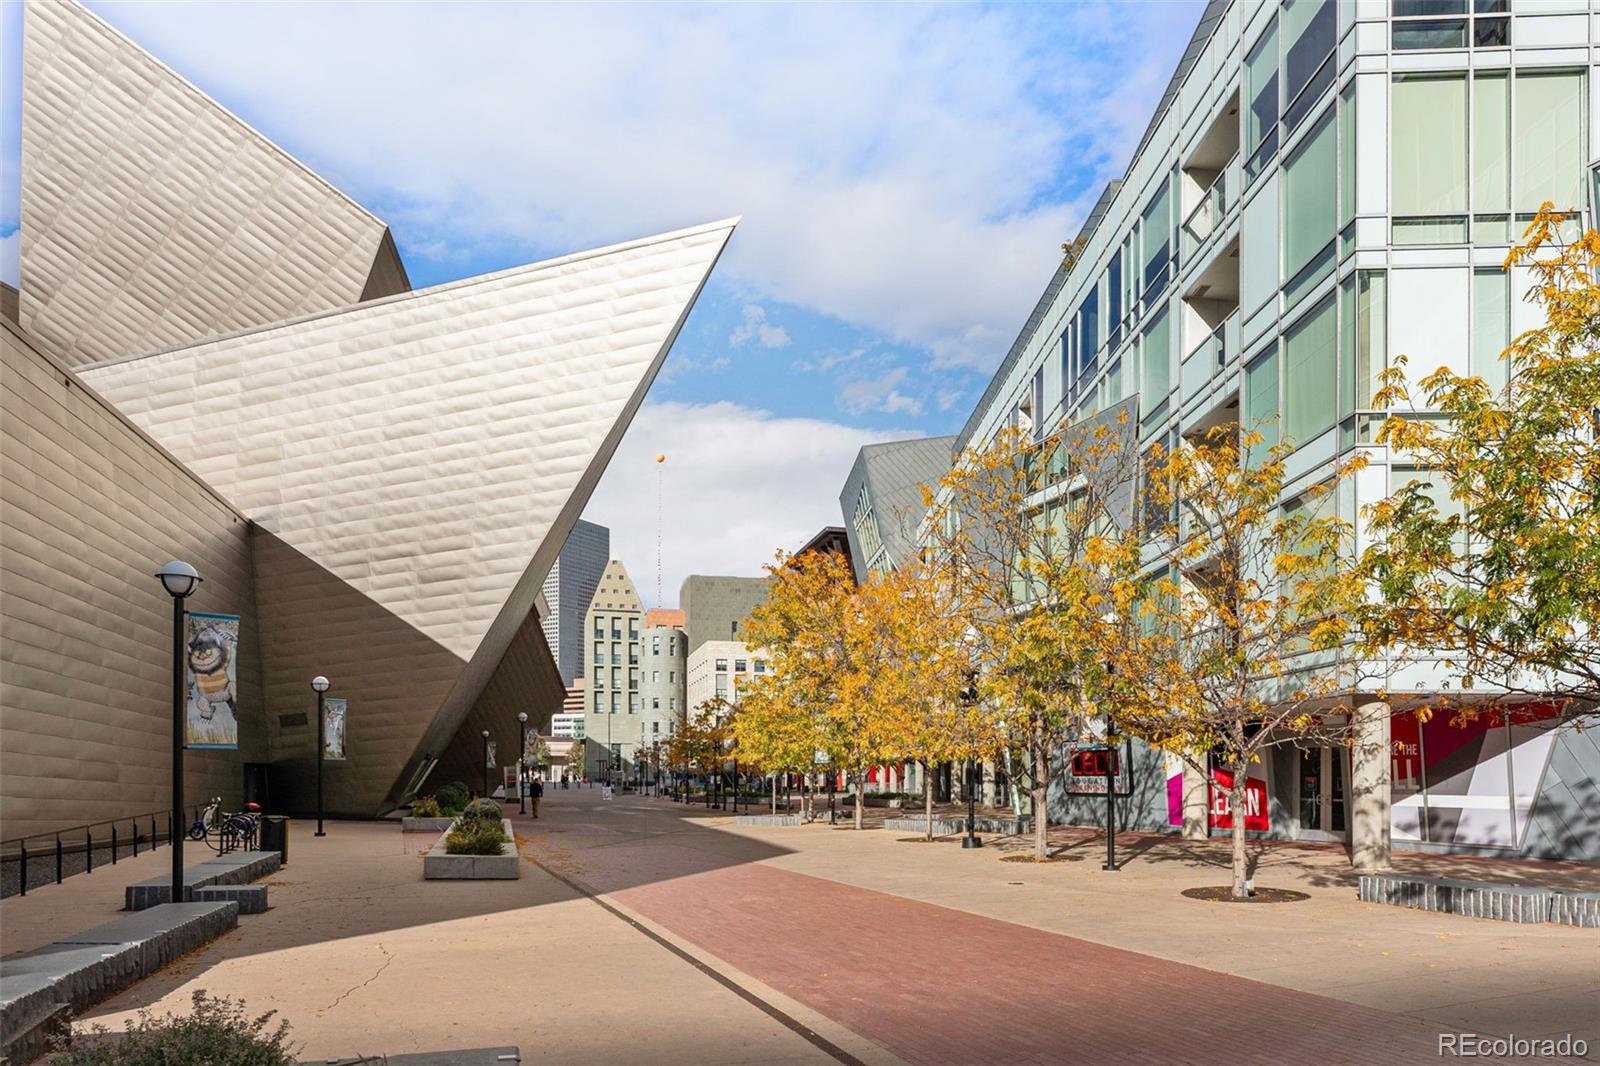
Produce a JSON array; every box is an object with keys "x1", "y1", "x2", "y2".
[{"x1": 530, "y1": 776, "x2": 544, "y2": 818}]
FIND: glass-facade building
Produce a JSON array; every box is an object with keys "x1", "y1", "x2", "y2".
[{"x1": 955, "y1": 0, "x2": 1599, "y2": 860}]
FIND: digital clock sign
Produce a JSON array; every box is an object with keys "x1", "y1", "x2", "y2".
[{"x1": 1070, "y1": 747, "x2": 1119, "y2": 778}]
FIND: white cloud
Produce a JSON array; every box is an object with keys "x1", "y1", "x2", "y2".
[
  {"x1": 580, "y1": 400, "x2": 915, "y2": 607},
  {"x1": 730, "y1": 304, "x2": 790, "y2": 349},
  {"x1": 89, "y1": 2, "x2": 1200, "y2": 371},
  {"x1": 838, "y1": 366, "x2": 923, "y2": 417}
]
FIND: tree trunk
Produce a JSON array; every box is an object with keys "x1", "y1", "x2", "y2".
[
  {"x1": 923, "y1": 760, "x2": 935, "y2": 840},
  {"x1": 1230, "y1": 773, "x2": 1250, "y2": 898},
  {"x1": 1032, "y1": 722, "x2": 1050, "y2": 860},
  {"x1": 854, "y1": 775, "x2": 865, "y2": 830}
]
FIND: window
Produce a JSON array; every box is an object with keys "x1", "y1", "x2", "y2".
[
  {"x1": 593, "y1": 621, "x2": 603, "y2": 637},
  {"x1": 652, "y1": 670, "x2": 660, "y2": 683},
  {"x1": 611, "y1": 641, "x2": 620, "y2": 663},
  {"x1": 1107, "y1": 258, "x2": 1124, "y2": 350},
  {"x1": 594, "y1": 692, "x2": 603, "y2": 711},
  {"x1": 652, "y1": 722, "x2": 660, "y2": 735},
  {"x1": 1282, "y1": 0, "x2": 1335, "y2": 133},
  {"x1": 715, "y1": 675, "x2": 728, "y2": 697},
  {"x1": 1141, "y1": 178, "x2": 1172, "y2": 300},
  {"x1": 1077, "y1": 284, "x2": 1099, "y2": 385},
  {"x1": 629, "y1": 693, "x2": 639, "y2": 713},
  {"x1": 629, "y1": 668, "x2": 639, "y2": 688},
  {"x1": 1391, "y1": 0, "x2": 1506, "y2": 51},
  {"x1": 1473, "y1": 73, "x2": 1509, "y2": 230},
  {"x1": 1283, "y1": 295, "x2": 1337, "y2": 445},
  {"x1": 1340, "y1": 271, "x2": 1386, "y2": 421},
  {"x1": 668, "y1": 636, "x2": 676, "y2": 655},
  {"x1": 1472, "y1": 268, "x2": 1509, "y2": 393},
  {"x1": 1244, "y1": 344, "x2": 1280, "y2": 460},
  {"x1": 628, "y1": 618, "x2": 639, "y2": 637},
  {"x1": 629, "y1": 642, "x2": 639, "y2": 664},
  {"x1": 1283, "y1": 108, "x2": 1337, "y2": 306},
  {"x1": 715, "y1": 658, "x2": 728, "y2": 672},
  {"x1": 1139, "y1": 304, "x2": 1171, "y2": 433},
  {"x1": 1245, "y1": 16, "x2": 1279, "y2": 180},
  {"x1": 611, "y1": 692, "x2": 620, "y2": 713},
  {"x1": 1514, "y1": 71, "x2": 1586, "y2": 215},
  {"x1": 1392, "y1": 74, "x2": 1468, "y2": 243},
  {"x1": 652, "y1": 637, "x2": 660, "y2": 655},
  {"x1": 669, "y1": 697, "x2": 677, "y2": 711},
  {"x1": 611, "y1": 668, "x2": 621, "y2": 688},
  {"x1": 735, "y1": 659, "x2": 747, "y2": 673},
  {"x1": 668, "y1": 671, "x2": 675, "y2": 683},
  {"x1": 594, "y1": 641, "x2": 604, "y2": 664},
  {"x1": 753, "y1": 660, "x2": 766, "y2": 674}
]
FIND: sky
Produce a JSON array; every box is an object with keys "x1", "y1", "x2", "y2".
[{"x1": 0, "y1": 0, "x2": 1200, "y2": 606}]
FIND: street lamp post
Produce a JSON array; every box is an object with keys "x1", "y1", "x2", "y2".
[
  {"x1": 156, "y1": 561, "x2": 200, "y2": 905},
  {"x1": 1102, "y1": 709, "x2": 1118, "y2": 872},
  {"x1": 962, "y1": 759, "x2": 982, "y2": 849},
  {"x1": 481, "y1": 730, "x2": 491, "y2": 798},
  {"x1": 518, "y1": 712, "x2": 530, "y2": 815},
  {"x1": 724, "y1": 737, "x2": 738, "y2": 815},
  {"x1": 311, "y1": 676, "x2": 330, "y2": 836}
]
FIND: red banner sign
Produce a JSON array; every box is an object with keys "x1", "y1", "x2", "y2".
[{"x1": 1208, "y1": 768, "x2": 1268, "y2": 832}]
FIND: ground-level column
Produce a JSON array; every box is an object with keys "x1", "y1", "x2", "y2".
[
  {"x1": 1181, "y1": 760, "x2": 1209, "y2": 840},
  {"x1": 1351, "y1": 699, "x2": 1392, "y2": 871}
]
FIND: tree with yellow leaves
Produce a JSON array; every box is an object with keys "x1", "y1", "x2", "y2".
[
  {"x1": 1362, "y1": 209, "x2": 1599, "y2": 714},
  {"x1": 923, "y1": 402, "x2": 1144, "y2": 860},
  {"x1": 1117, "y1": 426, "x2": 1368, "y2": 898}
]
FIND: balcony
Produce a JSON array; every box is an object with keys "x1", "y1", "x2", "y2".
[{"x1": 1180, "y1": 91, "x2": 1241, "y2": 264}]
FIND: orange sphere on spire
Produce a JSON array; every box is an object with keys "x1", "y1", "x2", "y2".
[{"x1": 655, "y1": 453, "x2": 666, "y2": 464}]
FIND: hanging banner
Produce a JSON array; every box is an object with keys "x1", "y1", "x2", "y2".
[
  {"x1": 486, "y1": 740, "x2": 498, "y2": 768},
  {"x1": 323, "y1": 698, "x2": 348, "y2": 762},
  {"x1": 185, "y1": 611, "x2": 240, "y2": 749},
  {"x1": 1209, "y1": 768, "x2": 1269, "y2": 832}
]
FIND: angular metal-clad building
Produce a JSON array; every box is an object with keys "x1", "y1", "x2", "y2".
[{"x1": 1, "y1": 0, "x2": 737, "y2": 831}]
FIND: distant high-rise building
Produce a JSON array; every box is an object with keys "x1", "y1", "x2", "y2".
[{"x1": 541, "y1": 520, "x2": 610, "y2": 685}]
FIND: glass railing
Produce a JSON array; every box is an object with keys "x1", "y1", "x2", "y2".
[
  {"x1": 1187, "y1": 308, "x2": 1238, "y2": 376},
  {"x1": 1179, "y1": 154, "x2": 1242, "y2": 262}
]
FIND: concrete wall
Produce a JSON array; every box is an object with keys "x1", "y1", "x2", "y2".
[
  {"x1": 1, "y1": 320, "x2": 260, "y2": 839},
  {"x1": 680, "y1": 575, "x2": 770, "y2": 654}
]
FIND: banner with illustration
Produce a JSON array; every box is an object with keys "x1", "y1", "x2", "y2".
[
  {"x1": 323, "y1": 698, "x2": 347, "y2": 762},
  {"x1": 185, "y1": 612, "x2": 240, "y2": 749},
  {"x1": 486, "y1": 740, "x2": 497, "y2": 768}
]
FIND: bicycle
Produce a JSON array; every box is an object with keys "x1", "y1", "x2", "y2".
[{"x1": 187, "y1": 797, "x2": 261, "y2": 853}]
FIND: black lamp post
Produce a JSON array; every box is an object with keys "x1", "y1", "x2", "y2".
[
  {"x1": 481, "y1": 730, "x2": 491, "y2": 798},
  {"x1": 156, "y1": 561, "x2": 200, "y2": 904},
  {"x1": 724, "y1": 737, "x2": 737, "y2": 815},
  {"x1": 518, "y1": 712, "x2": 530, "y2": 815},
  {"x1": 311, "y1": 675, "x2": 330, "y2": 836},
  {"x1": 962, "y1": 759, "x2": 983, "y2": 849},
  {"x1": 1102, "y1": 709, "x2": 1118, "y2": 872}
]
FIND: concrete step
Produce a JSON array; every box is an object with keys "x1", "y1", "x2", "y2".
[
  {"x1": 1, "y1": 902, "x2": 238, "y2": 1064},
  {"x1": 193, "y1": 883, "x2": 269, "y2": 914}
]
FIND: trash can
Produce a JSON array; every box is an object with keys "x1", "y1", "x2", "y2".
[{"x1": 259, "y1": 815, "x2": 289, "y2": 864}]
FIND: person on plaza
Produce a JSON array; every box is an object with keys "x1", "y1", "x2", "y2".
[{"x1": 530, "y1": 776, "x2": 544, "y2": 818}]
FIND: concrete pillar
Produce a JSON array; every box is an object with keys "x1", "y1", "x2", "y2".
[
  {"x1": 981, "y1": 760, "x2": 997, "y2": 807},
  {"x1": 1351, "y1": 699, "x2": 1392, "y2": 872},
  {"x1": 1181, "y1": 760, "x2": 1209, "y2": 840}
]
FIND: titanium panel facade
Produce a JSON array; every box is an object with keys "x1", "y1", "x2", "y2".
[
  {"x1": 838, "y1": 436, "x2": 955, "y2": 578},
  {"x1": 82, "y1": 219, "x2": 736, "y2": 813},
  {"x1": 19, "y1": 0, "x2": 406, "y2": 368},
  {"x1": 1, "y1": 319, "x2": 259, "y2": 839}
]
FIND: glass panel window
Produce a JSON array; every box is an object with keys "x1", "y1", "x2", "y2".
[
  {"x1": 735, "y1": 659, "x2": 748, "y2": 673},
  {"x1": 1355, "y1": 271, "x2": 1386, "y2": 410},
  {"x1": 1107, "y1": 259, "x2": 1124, "y2": 350},
  {"x1": 1244, "y1": 344, "x2": 1281, "y2": 457},
  {"x1": 1472, "y1": 268, "x2": 1509, "y2": 393},
  {"x1": 1394, "y1": 0, "x2": 1466, "y2": 13},
  {"x1": 1393, "y1": 75, "x2": 1467, "y2": 217},
  {"x1": 1473, "y1": 73, "x2": 1510, "y2": 215},
  {"x1": 1393, "y1": 19, "x2": 1467, "y2": 50},
  {"x1": 715, "y1": 658, "x2": 728, "y2": 671},
  {"x1": 1245, "y1": 16, "x2": 1280, "y2": 178},
  {"x1": 1282, "y1": 0, "x2": 1335, "y2": 131},
  {"x1": 1473, "y1": 17, "x2": 1507, "y2": 46},
  {"x1": 1283, "y1": 294, "x2": 1338, "y2": 444},
  {"x1": 1283, "y1": 109, "x2": 1338, "y2": 297},
  {"x1": 1339, "y1": 86, "x2": 1356, "y2": 234},
  {"x1": 1514, "y1": 71, "x2": 1586, "y2": 212},
  {"x1": 1078, "y1": 284, "x2": 1099, "y2": 380},
  {"x1": 1139, "y1": 305, "x2": 1171, "y2": 424},
  {"x1": 1141, "y1": 178, "x2": 1172, "y2": 298}
]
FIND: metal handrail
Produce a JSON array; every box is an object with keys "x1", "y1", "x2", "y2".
[{"x1": 0, "y1": 802, "x2": 209, "y2": 897}]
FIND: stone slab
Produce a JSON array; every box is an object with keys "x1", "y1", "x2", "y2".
[
  {"x1": 735, "y1": 815, "x2": 802, "y2": 826},
  {"x1": 883, "y1": 816, "x2": 1032, "y2": 836},
  {"x1": 126, "y1": 850, "x2": 281, "y2": 910},
  {"x1": 1358, "y1": 873, "x2": 1556, "y2": 923},
  {"x1": 423, "y1": 820, "x2": 519, "y2": 880},
  {"x1": 194, "y1": 883, "x2": 270, "y2": 914},
  {"x1": 1, "y1": 901, "x2": 238, "y2": 1058},
  {"x1": 1551, "y1": 890, "x2": 1600, "y2": 928}
]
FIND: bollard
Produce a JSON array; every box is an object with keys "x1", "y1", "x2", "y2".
[
  {"x1": 55, "y1": 835, "x2": 63, "y2": 885},
  {"x1": 132, "y1": 820, "x2": 139, "y2": 858},
  {"x1": 86, "y1": 829, "x2": 93, "y2": 874},
  {"x1": 19, "y1": 841, "x2": 27, "y2": 896},
  {"x1": 112, "y1": 823, "x2": 118, "y2": 864}
]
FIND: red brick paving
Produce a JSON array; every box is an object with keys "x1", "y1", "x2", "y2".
[{"x1": 548, "y1": 810, "x2": 1557, "y2": 1066}]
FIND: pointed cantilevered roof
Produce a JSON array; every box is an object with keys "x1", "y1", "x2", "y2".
[
  {"x1": 19, "y1": 0, "x2": 409, "y2": 368},
  {"x1": 83, "y1": 218, "x2": 737, "y2": 812}
]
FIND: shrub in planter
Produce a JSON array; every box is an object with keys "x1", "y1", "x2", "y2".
[
  {"x1": 55, "y1": 990, "x2": 295, "y2": 1065},
  {"x1": 409, "y1": 795, "x2": 443, "y2": 818},
  {"x1": 444, "y1": 820, "x2": 509, "y2": 855},
  {"x1": 458, "y1": 798, "x2": 501, "y2": 824},
  {"x1": 434, "y1": 781, "x2": 470, "y2": 813}
]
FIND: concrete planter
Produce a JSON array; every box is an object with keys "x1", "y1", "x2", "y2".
[
  {"x1": 883, "y1": 815, "x2": 1032, "y2": 836},
  {"x1": 735, "y1": 814, "x2": 803, "y2": 827},
  {"x1": 401, "y1": 816, "x2": 457, "y2": 833},
  {"x1": 423, "y1": 819, "x2": 519, "y2": 880}
]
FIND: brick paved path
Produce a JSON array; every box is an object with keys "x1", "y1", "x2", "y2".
[{"x1": 526, "y1": 795, "x2": 1570, "y2": 1066}]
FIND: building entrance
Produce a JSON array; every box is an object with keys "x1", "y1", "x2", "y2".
[{"x1": 1297, "y1": 747, "x2": 1348, "y2": 841}]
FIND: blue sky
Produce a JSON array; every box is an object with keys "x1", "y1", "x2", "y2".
[{"x1": 0, "y1": 0, "x2": 1200, "y2": 600}]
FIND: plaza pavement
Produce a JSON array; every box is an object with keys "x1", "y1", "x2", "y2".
[{"x1": 4, "y1": 788, "x2": 1593, "y2": 1064}]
